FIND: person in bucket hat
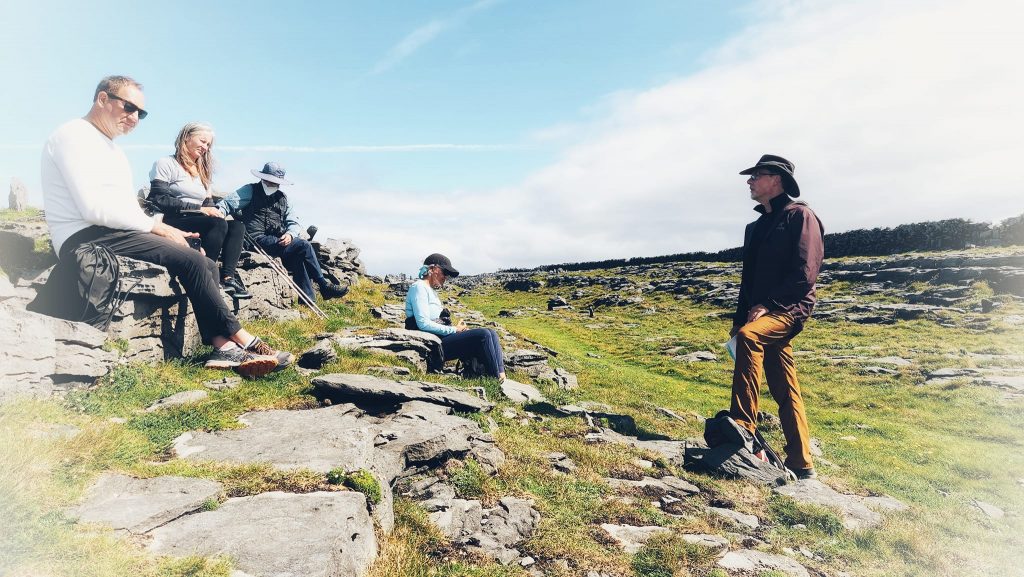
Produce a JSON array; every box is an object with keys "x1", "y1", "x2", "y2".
[
  {"x1": 728, "y1": 153, "x2": 824, "y2": 480},
  {"x1": 34, "y1": 76, "x2": 293, "y2": 378},
  {"x1": 220, "y1": 162, "x2": 349, "y2": 304}
]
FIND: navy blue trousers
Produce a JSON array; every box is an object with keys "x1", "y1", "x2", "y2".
[
  {"x1": 254, "y1": 235, "x2": 325, "y2": 302},
  {"x1": 441, "y1": 328, "x2": 505, "y2": 378}
]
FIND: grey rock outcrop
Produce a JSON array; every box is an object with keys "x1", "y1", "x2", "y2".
[
  {"x1": 773, "y1": 479, "x2": 907, "y2": 530},
  {"x1": 600, "y1": 524, "x2": 672, "y2": 554},
  {"x1": 717, "y1": 549, "x2": 809, "y2": 577},
  {"x1": 0, "y1": 301, "x2": 117, "y2": 402},
  {"x1": 148, "y1": 491, "x2": 376, "y2": 577},
  {"x1": 504, "y1": 348, "x2": 579, "y2": 390},
  {"x1": 8, "y1": 178, "x2": 27, "y2": 210},
  {"x1": 605, "y1": 475, "x2": 700, "y2": 498},
  {"x1": 69, "y1": 474, "x2": 222, "y2": 534},
  {"x1": 500, "y1": 378, "x2": 546, "y2": 404},
  {"x1": 330, "y1": 328, "x2": 443, "y2": 372},
  {"x1": 313, "y1": 237, "x2": 366, "y2": 287},
  {"x1": 312, "y1": 373, "x2": 493, "y2": 413},
  {"x1": 706, "y1": 506, "x2": 760, "y2": 529},
  {"x1": 431, "y1": 496, "x2": 540, "y2": 565},
  {"x1": 371, "y1": 303, "x2": 406, "y2": 324},
  {"x1": 298, "y1": 338, "x2": 338, "y2": 369}
]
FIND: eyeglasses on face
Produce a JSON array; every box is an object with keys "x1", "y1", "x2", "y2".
[
  {"x1": 106, "y1": 93, "x2": 148, "y2": 120},
  {"x1": 747, "y1": 172, "x2": 777, "y2": 181}
]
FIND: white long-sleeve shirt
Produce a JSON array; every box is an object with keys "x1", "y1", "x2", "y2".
[{"x1": 41, "y1": 118, "x2": 155, "y2": 255}]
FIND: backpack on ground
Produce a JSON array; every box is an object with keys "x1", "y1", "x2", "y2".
[{"x1": 703, "y1": 410, "x2": 794, "y2": 479}]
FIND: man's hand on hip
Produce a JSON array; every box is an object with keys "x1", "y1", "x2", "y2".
[
  {"x1": 278, "y1": 233, "x2": 293, "y2": 246},
  {"x1": 747, "y1": 304, "x2": 769, "y2": 323},
  {"x1": 152, "y1": 221, "x2": 199, "y2": 247}
]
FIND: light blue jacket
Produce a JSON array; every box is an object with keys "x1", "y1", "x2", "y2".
[{"x1": 405, "y1": 279, "x2": 455, "y2": 336}]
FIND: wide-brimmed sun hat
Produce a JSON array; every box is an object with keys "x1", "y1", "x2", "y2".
[
  {"x1": 738, "y1": 154, "x2": 800, "y2": 197},
  {"x1": 251, "y1": 162, "x2": 293, "y2": 186}
]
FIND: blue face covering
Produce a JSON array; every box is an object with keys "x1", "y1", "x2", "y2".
[{"x1": 418, "y1": 265, "x2": 430, "y2": 279}]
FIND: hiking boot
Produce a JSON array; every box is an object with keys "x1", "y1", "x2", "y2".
[
  {"x1": 205, "y1": 345, "x2": 278, "y2": 378},
  {"x1": 246, "y1": 337, "x2": 294, "y2": 371},
  {"x1": 318, "y1": 282, "x2": 349, "y2": 300},
  {"x1": 222, "y1": 276, "x2": 252, "y2": 300},
  {"x1": 794, "y1": 467, "x2": 818, "y2": 480}
]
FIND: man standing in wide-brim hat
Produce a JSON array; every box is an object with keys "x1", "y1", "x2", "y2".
[
  {"x1": 729, "y1": 154, "x2": 824, "y2": 480},
  {"x1": 219, "y1": 162, "x2": 349, "y2": 305}
]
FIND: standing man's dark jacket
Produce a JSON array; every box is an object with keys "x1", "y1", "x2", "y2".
[
  {"x1": 241, "y1": 184, "x2": 300, "y2": 239},
  {"x1": 733, "y1": 194, "x2": 825, "y2": 337}
]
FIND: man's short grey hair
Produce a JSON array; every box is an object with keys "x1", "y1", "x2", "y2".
[{"x1": 94, "y1": 76, "x2": 143, "y2": 101}]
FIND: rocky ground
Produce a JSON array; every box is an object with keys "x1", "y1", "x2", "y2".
[{"x1": 2, "y1": 209, "x2": 1022, "y2": 576}]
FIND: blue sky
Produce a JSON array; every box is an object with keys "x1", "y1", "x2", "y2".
[{"x1": 2, "y1": 0, "x2": 1022, "y2": 274}]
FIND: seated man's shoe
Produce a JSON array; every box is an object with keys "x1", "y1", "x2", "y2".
[
  {"x1": 794, "y1": 467, "x2": 817, "y2": 480},
  {"x1": 246, "y1": 337, "x2": 294, "y2": 371},
  {"x1": 205, "y1": 345, "x2": 278, "y2": 378},
  {"x1": 223, "y1": 276, "x2": 252, "y2": 300},
  {"x1": 318, "y1": 282, "x2": 349, "y2": 300}
]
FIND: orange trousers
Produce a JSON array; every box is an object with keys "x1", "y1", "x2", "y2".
[{"x1": 730, "y1": 312, "x2": 813, "y2": 471}]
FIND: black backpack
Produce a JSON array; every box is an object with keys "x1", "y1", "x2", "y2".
[{"x1": 28, "y1": 243, "x2": 138, "y2": 331}]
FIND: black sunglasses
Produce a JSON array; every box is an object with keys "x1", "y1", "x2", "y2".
[{"x1": 106, "y1": 93, "x2": 148, "y2": 120}]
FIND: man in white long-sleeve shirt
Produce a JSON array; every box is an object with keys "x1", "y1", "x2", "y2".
[{"x1": 38, "y1": 75, "x2": 294, "y2": 378}]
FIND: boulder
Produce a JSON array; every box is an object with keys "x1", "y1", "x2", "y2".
[
  {"x1": 371, "y1": 303, "x2": 407, "y2": 325},
  {"x1": 0, "y1": 301, "x2": 116, "y2": 403},
  {"x1": 8, "y1": 178, "x2": 27, "y2": 210},
  {"x1": 312, "y1": 373, "x2": 493, "y2": 413},
  {"x1": 467, "y1": 497, "x2": 541, "y2": 565},
  {"x1": 148, "y1": 491, "x2": 376, "y2": 577},
  {"x1": 69, "y1": 474, "x2": 222, "y2": 534},
  {"x1": 547, "y1": 296, "x2": 571, "y2": 311},
  {"x1": 313, "y1": 237, "x2": 365, "y2": 287},
  {"x1": 298, "y1": 338, "x2": 338, "y2": 369}
]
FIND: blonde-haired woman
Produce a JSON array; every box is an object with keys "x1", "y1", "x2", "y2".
[{"x1": 147, "y1": 122, "x2": 250, "y2": 298}]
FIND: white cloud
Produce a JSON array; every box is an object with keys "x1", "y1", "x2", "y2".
[
  {"x1": 371, "y1": 0, "x2": 503, "y2": 75},
  {"x1": 325, "y1": 0, "x2": 1024, "y2": 275}
]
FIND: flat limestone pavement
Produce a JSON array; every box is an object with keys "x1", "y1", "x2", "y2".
[
  {"x1": 147, "y1": 491, "x2": 376, "y2": 577},
  {"x1": 68, "y1": 474, "x2": 222, "y2": 534}
]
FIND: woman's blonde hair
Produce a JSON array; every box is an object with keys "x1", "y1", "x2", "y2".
[{"x1": 173, "y1": 122, "x2": 215, "y2": 190}]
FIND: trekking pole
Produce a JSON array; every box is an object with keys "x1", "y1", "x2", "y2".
[{"x1": 245, "y1": 232, "x2": 328, "y2": 319}]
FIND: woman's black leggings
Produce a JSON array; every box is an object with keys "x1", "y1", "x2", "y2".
[
  {"x1": 441, "y1": 328, "x2": 505, "y2": 378},
  {"x1": 163, "y1": 214, "x2": 245, "y2": 279}
]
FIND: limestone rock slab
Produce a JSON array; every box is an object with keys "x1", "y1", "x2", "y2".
[
  {"x1": 600, "y1": 524, "x2": 672, "y2": 554},
  {"x1": 70, "y1": 474, "x2": 222, "y2": 534},
  {"x1": 773, "y1": 479, "x2": 905, "y2": 530},
  {"x1": 717, "y1": 549, "x2": 809, "y2": 577},
  {"x1": 148, "y1": 491, "x2": 376, "y2": 577},
  {"x1": 606, "y1": 475, "x2": 700, "y2": 498},
  {"x1": 500, "y1": 378, "x2": 545, "y2": 404},
  {"x1": 312, "y1": 373, "x2": 493, "y2": 412}
]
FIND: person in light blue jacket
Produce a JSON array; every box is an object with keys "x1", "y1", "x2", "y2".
[{"x1": 405, "y1": 253, "x2": 506, "y2": 380}]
